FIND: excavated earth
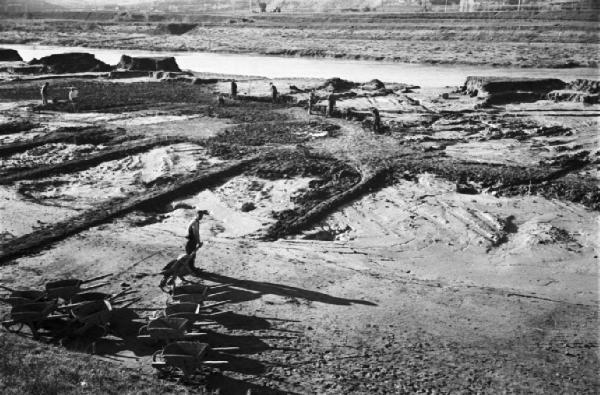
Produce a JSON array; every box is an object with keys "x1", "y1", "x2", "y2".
[{"x1": 0, "y1": 69, "x2": 598, "y2": 394}]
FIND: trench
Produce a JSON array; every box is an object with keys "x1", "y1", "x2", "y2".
[
  {"x1": 0, "y1": 136, "x2": 186, "y2": 183},
  {"x1": 0, "y1": 156, "x2": 260, "y2": 264}
]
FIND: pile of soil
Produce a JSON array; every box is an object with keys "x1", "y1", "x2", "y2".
[
  {"x1": 361, "y1": 79, "x2": 386, "y2": 90},
  {"x1": 117, "y1": 55, "x2": 181, "y2": 72},
  {"x1": 28, "y1": 53, "x2": 112, "y2": 74},
  {"x1": 318, "y1": 78, "x2": 357, "y2": 92},
  {"x1": 154, "y1": 23, "x2": 198, "y2": 35},
  {"x1": 0, "y1": 48, "x2": 22, "y2": 62},
  {"x1": 463, "y1": 76, "x2": 567, "y2": 104}
]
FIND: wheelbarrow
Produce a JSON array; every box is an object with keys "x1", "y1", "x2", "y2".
[
  {"x1": 66, "y1": 295, "x2": 140, "y2": 336},
  {"x1": 152, "y1": 341, "x2": 235, "y2": 378},
  {"x1": 1, "y1": 300, "x2": 66, "y2": 338},
  {"x1": 0, "y1": 286, "x2": 47, "y2": 306},
  {"x1": 160, "y1": 303, "x2": 223, "y2": 328},
  {"x1": 45, "y1": 274, "x2": 111, "y2": 300},
  {"x1": 137, "y1": 317, "x2": 206, "y2": 344}
]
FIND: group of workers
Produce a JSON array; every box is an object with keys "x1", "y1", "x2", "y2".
[
  {"x1": 41, "y1": 79, "x2": 382, "y2": 132},
  {"x1": 225, "y1": 80, "x2": 381, "y2": 132},
  {"x1": 40, "y1": 82, "x2": 79, "y2": 111}
]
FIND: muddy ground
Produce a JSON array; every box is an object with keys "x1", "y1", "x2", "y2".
[
  {"x1": 0, "y1": 70, "x2": 598, "y2": 394},
  {"x1": 0, "y1": 13, "x2": 599, "y2": 68}
]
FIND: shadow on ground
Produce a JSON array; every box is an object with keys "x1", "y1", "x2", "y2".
[{"x1": 199, "y1": 271, "x2": 377, "y2": 306}]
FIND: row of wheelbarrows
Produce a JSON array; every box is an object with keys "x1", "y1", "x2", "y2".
[{"x1": 0, "y1": 274, "x2": 239, "y2": 380}]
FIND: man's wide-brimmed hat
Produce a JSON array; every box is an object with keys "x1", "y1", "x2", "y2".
[{"x1": 197, "y1": 209, "x2": 210, "y2": 216}]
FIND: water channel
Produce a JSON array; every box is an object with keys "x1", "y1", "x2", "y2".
[{"x1": 4, "y1": 43, "x2": 599, "y2": 87}]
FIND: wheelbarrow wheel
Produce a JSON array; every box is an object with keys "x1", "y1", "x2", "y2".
[{"x1": 3, "y1": 321, "x2": 24, "y2": 334}]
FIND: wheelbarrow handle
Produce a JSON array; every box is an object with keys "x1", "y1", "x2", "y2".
[
  {"x1": 205, "y1": 290, "x2": 230, "y2": 299},
  {"x1": 0, "y1": 285, "x2": 16, "y2": 293},
  {"x1": 199, "y1": 300, "x2": 231, "y2": 309},
  {"x1": 81, "y1": 273, "x2": 112, "y2": 285},
  {"x1": 80, "y1": 282, "x2": 110, "y2": 292},
  {"x1": 110, "y1": 289, "x2": 136, "y2": 301},
  {"x1": 119, "y1": 296, "x2": 142, "y2": 309}
]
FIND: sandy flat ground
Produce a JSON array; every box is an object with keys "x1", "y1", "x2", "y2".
[{"x1": 0, "y1": 70, "x2": 598, "y2": 393}]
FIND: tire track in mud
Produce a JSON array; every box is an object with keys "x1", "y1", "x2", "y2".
[
  {"x1": 0, "y1": 156, "x2": 260, "y2": 264},
  {"x1": 0, "y1": 136, "x2": 187, "y2": 183}
]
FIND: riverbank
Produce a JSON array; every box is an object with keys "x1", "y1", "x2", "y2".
[{"x1": 1, "y1": 14, "x2": 599, "y2": 69}]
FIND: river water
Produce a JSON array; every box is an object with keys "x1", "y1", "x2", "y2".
[{"x1": 4, "y1": 44, "x2": 599, "y2": 87}]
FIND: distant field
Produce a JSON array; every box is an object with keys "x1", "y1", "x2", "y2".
[{"x1": 0, "y1": 11, "x2": 598, "y2": 68}]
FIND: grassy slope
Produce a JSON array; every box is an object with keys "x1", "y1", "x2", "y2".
[{"x1": 0, "y1": 332, "x2": 194, "y2": 395}]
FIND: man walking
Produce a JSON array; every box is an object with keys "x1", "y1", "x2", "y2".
[
  {"x1": 327, "y1": 93, "x2": 336, "y2": 117},
  {"x1": 68, "y1": 87, "x2": 79, "y2": 112},
  {"x1": 270, "y1": 82, "x2": 278, "y2": 103},
  {"x1": 185, "y1": 210, "x2": 210, "y2": 273},
  {"x1": 308, "y1": 90, "x2": 316, "y2": 115},
  {"x1": 230, "y1": 79, "x2": 237, "y2": 99},
  {"x1": 40, "y1": 82, "x2": 49, "y2": 105},
  {"x1": 371, "y1": 107, "x2": 381, "y2": 134}
]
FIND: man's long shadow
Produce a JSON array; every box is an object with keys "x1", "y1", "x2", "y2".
[{"x1": 199, "y1": 271, "x2": 377, "y2": 306}]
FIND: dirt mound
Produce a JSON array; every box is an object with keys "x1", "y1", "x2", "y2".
[
  {"x1": 361, "y1": 79, "x2": 386, "y2": 90},
  {"x1": 318, "y1": 78, "x2": 357, "y2": 92},
  {"x1": 463, "y1": 76, "x2": 566, "y2": 99},
  {"x1": 28, "y1": 53, "x2": 112, "y2": 74},
  {"x1": 154, "y1": 23, "x2": 198, "y2": 35},
  {"x1": 117, "y1": 55, "x2": 181, "y2": 72},
  {"x1": 0, "y1": 48, "x2": 22, "y2": 62}
]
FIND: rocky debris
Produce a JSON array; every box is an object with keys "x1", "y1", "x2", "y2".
[
  {"x1": 0, "y1": 48, "x2": 22, "y2": 62},
  {"x1": 117, "y1": 55, "x2": 181, "y2": 72},
  {"x1": 28, "y1": 53, "x2": 112, "y2": 74}
]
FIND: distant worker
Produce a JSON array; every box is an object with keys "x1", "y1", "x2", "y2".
[
  {"x1": 326, "y1": 93, "x2": 336, "y2": 117},
  {"x1": 371, "y1": 108, "x2": 381, "y2": 134},
  {"x1": 40, "y1": 82, "x2": 49, "y2": 106},
  {"x1": 68, "y1": 87, "x2": 79, "y2": 112},
  {"x1": 217, "y1": 93, "x2": 225, "y2": 106},
  {"x1": 230, "y1": 79, "x2": 237, "y2": 99},
  {"x1": 308, "y1": 90, "x2": 316, "y2": 115},
  {"x1": 270, "y1": 82, "x2": 278, "y2": 103},
  {"x1": 185, "y1": 210, "x2": 210, "y2": 273}
]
